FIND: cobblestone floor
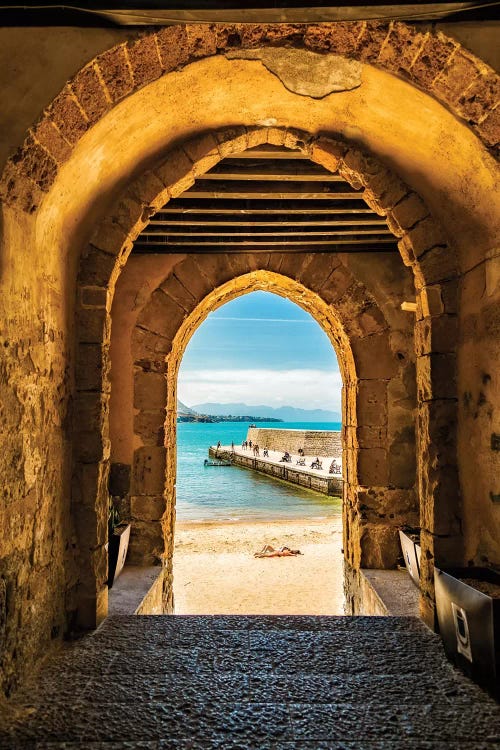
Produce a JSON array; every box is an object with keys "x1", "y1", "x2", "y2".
[{"x1": 0, "y1": 615, "x2": 498, "y2": 749}]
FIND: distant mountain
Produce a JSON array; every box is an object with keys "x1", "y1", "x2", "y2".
[
  {"x1": 177, "y1": 399, "x2": 197, "y2": 415},
  {"x1": 190, "y1": 402, "x2": 341, "y2": 423}
]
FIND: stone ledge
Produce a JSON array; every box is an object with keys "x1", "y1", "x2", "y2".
[
  {"x1": 359, "y1": 568, "x2": 420, "y2": 617},
  {"x1": 108, "y1": 565, "x2": 165, "y2": 615}
]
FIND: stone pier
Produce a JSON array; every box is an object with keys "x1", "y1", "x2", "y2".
[{"x1": 209, "y1": 446, "x2": 343, "y2": 497}]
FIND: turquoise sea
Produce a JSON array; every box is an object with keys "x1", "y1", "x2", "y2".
[{"x1": 176, "y1": 421, "x2": 342, "y2": 522}]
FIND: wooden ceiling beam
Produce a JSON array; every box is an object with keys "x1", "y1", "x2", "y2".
[
  {"x1": 140, "y1": 229, "x2": 392, "y2": 238},
  {"x1": 148, "y1": 219, "x2": 388, "y2": 227},
  {"x1": 155, "y1": 207, "x2": 375, "y2": 215}
]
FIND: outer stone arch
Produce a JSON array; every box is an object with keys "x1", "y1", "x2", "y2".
[
  {"x1": 75, "y1": 125, "x2": 453, "y2": 627},
  {"x1": 1, "y1": 20, "x2": 498, "y2": 214}
]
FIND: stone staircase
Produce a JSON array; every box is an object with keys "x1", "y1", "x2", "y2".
[{"x1": 1, "y1": 615, "x2": 499, "y2": 748}]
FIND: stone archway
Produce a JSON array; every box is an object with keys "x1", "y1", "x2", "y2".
[
  {"x1": 124, "y1": 262, "x2": 414, "y2": 611},
  {"x1": 79, "y1": 128, "x2": 457, "y2": 632},
  {"x1": 0, "y1": 21, "x2": 498, "y2": 698}
]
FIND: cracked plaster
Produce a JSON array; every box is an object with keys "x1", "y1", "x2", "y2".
[{"x1": 225, "y1": 48, "x2": 362, "y2": 98}]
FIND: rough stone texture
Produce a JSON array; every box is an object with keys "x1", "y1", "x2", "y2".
[{"x1": 1, "y1": 614, "x2": 499, "y2": 747}]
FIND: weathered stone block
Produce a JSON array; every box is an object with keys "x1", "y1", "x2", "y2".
[
  {"x1": 415, "y1": 315, "x2": 458, "y2": 355},
  {"x1": 90, "y1": 218, "x2": 130, "y2": 257},
  {"x1": 132, "y1": 326, "x2": 171, "y2": 362},
  {"x1": 155, "y1": 148, "x2": 194, "y2": 197},
  {"x1": 74, "y1": 391, "x2": 108, "y2": 434},
  {"x1": 304, "y1": 22, "x2": 363, "y2": 56},
  {"x1": 364, "y1": 171, "x2": 408, "y2": 211},
  {"x1": 127, "y1": 35, "x2": 162, "y2": 88},
  {"x1": 48, "y1": 86, "x2": 89, "y2": 145},
  {"x1": 419, "y1": 286, "x2": 444, "y2": 318},
  {"x1": 32, "y1": 119, "x2": 72, "y2": 164},
  {"x1": 156, "y1": 25, "x2": 189, "y2": 71},
  {"x1": 172, "y1": 257, "x2": 215, "y2": 302},
  {"x1": 377, "y1": 22, "x2": 427, "y2": 75},
  {"x1": 409, "y1": 33, "x2": 457, "y2": 88},
  {"x1": 97, "y1": 44, "x2": 134, "y2": 102},
  {"x1": 355, "y1": 425, "x2": 386, "y2": 449},
  {"x1": 183, "y1": 133, "x2": 220, "y2": 176},
  {"x1": 77, "y1": 307, "x2": 108, "y2": 344},
  {"x1": 72, "y1": 461, "x2": 109, "y2": 510},
  {"x1": 358, "y1": 448, "x2": 389, "y2": 486},
  {"x1": 310, "y1": 138, "x2": 346, "y2": 173},
  {"x1": 132, "y1": 446, "x2": 167, "y2": 495},
  {"x1": 414, "y1": 246, "x2": 458, "y2": 287},
  {"x1": 215, "y1": 126, "x2": 248, "y2": 157},
  {"x1": 78, "y1": 246, "x2": 116, "y2": 286},
  {"x1": 417, "y1": 399, "x2": 457, "y2": 465},
  {"x1": 351, "y1": 334, "x2": 397, "y2": 379},
  {"x1": 416, "y1": 353, "x2": 456, "y2": 401},
  {"x1": 298, "y1": 253, "x2": 341, "y2": 293},
  {"x1": 359, "y1": 523, "x2": 400, "y2": 568},
  {"x1": 320, "y1": 263, "x2": 355, "y2": 304},
  {"x1": 131, "y1": 495, "x2": 166, "y2": 521},
  {"x1": 388, "y1": 439, "x2": 416, "y2": 489},
  {"x1": 127, "y1": 519, "x2": 165, "y2": 565},
  {"x1": 186, "y1": 24, "x2": 218, "y2": 58},
  {"x1": 403, "y1": 218, "x2": 448, "y2": 259},
  {"x1": 277, "y1": 253, "x2": 312, "y2": 281},
  {"x1": 13, "y1": 137, "x2": 58, "y2": 192},
  {"x1": 134, "y1": 371, "x2": 167, "y2": 410},
  {"x1": 432, "y1": 51, "x2": 482, "y2": 105},
  {"x1": 76, "y1": 343, "x2": 109, "y2": 392},
  {"x1": 75, "y1": 430, "x2": 107, "y2": 464},
  {"x1": 0, "y1": 160, "x2": 44, "y2": 213},
  {"x1": 80, "y1": 286, "x2": 107, "y2": 308},
  {"x1": 357, "y1": 380, "x2": 387, "y2": 426},
  {"x1": 476, "y1": 106, "x2": 500, "y2": 149},
  {"x1": 457, "y1": 70, "x2": 500, "y2": 124},
  {"x1": 134, "y1": 410, "x2": 165, "y2": 446},
  {"x1": 192, "y1": 253, "x2": 237, "y2": 288},
  {"x1": 129, "y1": 171, "x2": 166, "y2": 207},
  {"x1": 420, "y1": 464, "x2": 461, "y2": 536},
  {"x1": 357, "y1": 21, "x2": 391, "y2": 62},
  {"x1": 71, "y1": 64, "x2": 109, "y2": 125},
  {"x1": 137, "y1": 289, "x2": 178, "y2": 337},
  {"x1": 389, "y1": 193, "x2": 429, "y2": 233},
  {"x1": 160, "y1": 274, "x2": 196, "y2": 312}
]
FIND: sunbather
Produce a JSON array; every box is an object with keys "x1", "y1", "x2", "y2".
[{"x1": 254, "y1": 545, "x2": 303, "y2": 558}]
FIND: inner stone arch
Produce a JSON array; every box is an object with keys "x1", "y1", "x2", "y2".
[{"x1": 113, "y1": 250, "x2": 415, "y2": 615}]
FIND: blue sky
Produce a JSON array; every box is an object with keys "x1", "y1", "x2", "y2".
[{"x1": 178, "y1": 291, "x2": 342, "y2": 411}]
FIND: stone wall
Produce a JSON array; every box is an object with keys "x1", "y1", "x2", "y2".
[{"x1": 246, "y1": 428, "x2": 342, "y2": 457}]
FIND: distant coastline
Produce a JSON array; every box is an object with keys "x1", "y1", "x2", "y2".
[{"x1": 177, "y1": 414, "x2": 283, "y2": 423}]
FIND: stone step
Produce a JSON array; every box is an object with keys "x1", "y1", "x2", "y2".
[{"x1": 0, "y1": 615, "x2": 499, "y2": 749}]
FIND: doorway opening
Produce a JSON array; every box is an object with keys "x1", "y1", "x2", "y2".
[{"x1": 174, "y1": 290, "x2": 344, "y2": 614}]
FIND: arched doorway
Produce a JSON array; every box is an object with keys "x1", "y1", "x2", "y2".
[{"x1": 1, "y1": 24, "x2": 498, "y2": 692}]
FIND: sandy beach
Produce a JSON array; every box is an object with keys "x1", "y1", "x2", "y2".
[{"x1": 173, "y1": 516, "x2": 344, "y2": 615}]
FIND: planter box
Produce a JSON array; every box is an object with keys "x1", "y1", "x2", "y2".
[
  {"x1": 399, "y1": 529, "x2": 421, "y2": 587},
  {"x1": 434, "y1": 566, "x2": 500, "y2": 695},
  {"x1": 108, "y1": 523, "x2": 131, "y2": 588}
]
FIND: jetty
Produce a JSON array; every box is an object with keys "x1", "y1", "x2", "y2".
[{"x1": 209, "y1": 428, "x2": 342, "y2": 497}]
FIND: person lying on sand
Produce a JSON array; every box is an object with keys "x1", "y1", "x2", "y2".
[{"x1": 254, "y1": 545, "x2": 303, "y2": 558}]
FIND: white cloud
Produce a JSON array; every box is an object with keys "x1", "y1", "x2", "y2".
[{"x1": 178, "y1": 368, "x2": 342, "y2": 412}]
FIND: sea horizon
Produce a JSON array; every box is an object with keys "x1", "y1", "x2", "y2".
[{"x1": 176, "y1": 420, "x2": 342, "y2": 523}]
